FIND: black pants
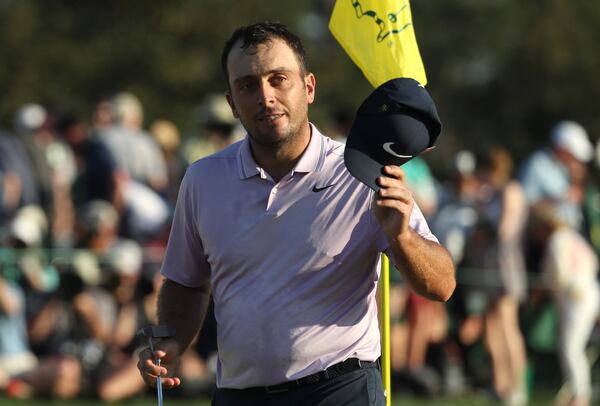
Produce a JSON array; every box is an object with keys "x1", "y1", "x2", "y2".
[{"x1": 212, "y1": 366, "x2": 386, "y2": 406}]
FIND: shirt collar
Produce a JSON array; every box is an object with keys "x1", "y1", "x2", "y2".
[
  {"x1": 238, "y1": 137, "x2": 261, "y2": 179},
  {"x1": 237, "y1": 123, "x2": 326, "y2": 180},
  {"x1": 294, "y1": 124, "x2": 326, "y2": 174}
]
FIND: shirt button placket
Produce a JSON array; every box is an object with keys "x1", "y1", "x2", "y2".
[{"x1": 266, "y1": 186, "x2": 278, "y2": 212}]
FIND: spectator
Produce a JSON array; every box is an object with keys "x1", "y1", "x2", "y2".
[
  {"x1": 0, "y1": 128, "x2": 40, "y2": 224},
  {"x1": 0, "y1": 168, "x2": 20, "y2": 223},
  {"x1": 432, "y1": 150, "x2": 479, "y2": 265},
  {"x1": 431, "y1": 150, "x2": 483, "y2": 392},
  {"x1": 95, "y1": 239, "x2": 146, "y2": 402},
  {"x1": 518, "y1": 121, "x2": 593, "y2": 231},
  {"x1": 96, "y1": 93, "x2": 170, "y2": 239},
  {"x1": 404, "y1": 156, "x2": 439, "y2": 220},
  {"x1": 90, "y1": 98, "x2": 114, "y2": 133},
  {"x1": 14, "y1": 104, "x2": 77, "y2": 247},
  {"x1": 182, "y1": 94, "x2": 242, "y2": 165},
  {"x1": 469, "y1": 146, "x2": 529, "y2": 405},
  {"x1": 1, "y1": 205, "x2": 82, "y2": 400},
  {"x1": 389, "y1": 155, "x2": 445, "y2": 396},
  {"x1": 0, "y1": 263, "x2": 38, "y2": 392},
  {"x1": 149, "y1": 119, "x2": 186, "y2": 206},
  {"x1": 25, "y1": 201, "x2": 137, "y2": 398},
  {"x1": 582, "y1": 141, "x2": 600, "y2": 258},
  {"x1": 99, "y1": 92, "x2": 169, "y2": 193},
  {"x1": 57, "y1": 113, "x2": 122, "y2": 209},
  {"x1": 530, "y1": 203, "x2": 600, "y2": 406}
]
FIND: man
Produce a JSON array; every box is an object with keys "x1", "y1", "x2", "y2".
[
  {"x1": 138, "y1": 22, "x2": 455, "y2": 405},
  {"x1": 518, "y1": 120, "x2": 593, "y2": 230},
  {"x1": 99, "y1": 92, "x2": 169, "y2": 193},
  {"x1": 97, "y1": 92, "x2": 171, "y2": 239},
  {"x1": 0, "y1": 127, "x2": 40, "y2": 223}
]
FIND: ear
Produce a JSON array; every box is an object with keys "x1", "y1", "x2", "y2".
[
  {"x1": 305, "y1": 73, "x2": 316, "y2": 105},
  {"x1": 225, "y1": 92, "x2": 239, "y2": 118}
]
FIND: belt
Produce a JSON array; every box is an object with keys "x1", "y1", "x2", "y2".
[{"x1": 261, "y1": 358, "x2": 380, "y2": 394}]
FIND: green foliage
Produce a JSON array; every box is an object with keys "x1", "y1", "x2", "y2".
[
  {"x1": 412, "y1": 0, "x2": 600, "y2": 171},
  {"x1": 0, "y1": 0, "x2": 313, "y2": 131},
  {"x1": 1, "y1": 0, "x2": 600, "y2": 176}
]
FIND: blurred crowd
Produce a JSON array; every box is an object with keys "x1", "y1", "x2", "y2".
[
  {"x1": 1, "y1": 93, "x2": 600, "y2": 406},
  {"x1": 0, "y1": 92, "x2": 243, "y2": 402},
  {"x1": 387, "y1": 120, "x2": 600, "y2": 406}
]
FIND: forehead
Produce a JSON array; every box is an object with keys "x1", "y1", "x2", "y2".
[{"x1": 226, "y1": 38, "x2": 301, "y2": 83}]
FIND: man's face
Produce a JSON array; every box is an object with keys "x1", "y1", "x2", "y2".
[
  {"x1": 555, "y1": 147, "x2": 588, "y2": 182},
  {"x1": 225, "y1": 38, "x2": 316, "y2": 149}
]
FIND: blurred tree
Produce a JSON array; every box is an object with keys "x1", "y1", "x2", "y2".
[
  {"x1": 0, "y1": 0, "x2": 310, "y2": 132},
  {"x1": 411, "y1": 0, "x2": 600, "y2": 171},
  {"x1": 1, "y1": 0, "x2": 599, "y2": 177}
]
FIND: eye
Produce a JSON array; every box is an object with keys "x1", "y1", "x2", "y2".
[
  {"x1": 238, "y1": 80, "x2": 256, "y2": 92},
  {"x1": 270, "y1": 75, "x2": 287, "y2": 86}
]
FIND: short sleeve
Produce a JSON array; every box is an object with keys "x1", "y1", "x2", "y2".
[{"x1": 160, "y1": 170, "x2": 211, "y2": 287}]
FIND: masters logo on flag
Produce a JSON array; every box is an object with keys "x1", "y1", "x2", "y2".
[{"x1": 329, "y1": 0, "x2": 427, "y2": 87}]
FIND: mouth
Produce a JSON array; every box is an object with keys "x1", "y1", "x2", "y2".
[{"x1": 258, "y1": 112, "x2": 285, "y2": 123}]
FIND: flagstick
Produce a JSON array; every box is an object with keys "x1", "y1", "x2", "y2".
[{"x1": 380, "y1": 254, "x2": 392, "y2": 406}]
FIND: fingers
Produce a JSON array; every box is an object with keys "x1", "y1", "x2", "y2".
[
  {"x1": 380, "y1": 165, "x2": 405, "y2": 181},
  {"x1": 377, "y1": 181, "x2": 412, "y2": 202},
  {"x1": 375, "y1": 165, "x2": 414, "y2": 225},
  {"x1": 137, "y1": 347, "x2": 181, "y2": 389},
  {"x1": 137, "y1": 348, "x2": 161, "y2": 387},
  {"x1": 377, "y1": 166, "x2": 411, "y2": 203},
  {"x1": 138, "y1": 348, "x2": 165, "y2": 377},
  {"x1": 158, "y1": 376, "x2": 182, "y2": 389}
]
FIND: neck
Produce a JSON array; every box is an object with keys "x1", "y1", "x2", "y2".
[{"x1": 250, "y1": 123, "x2": 312, "y2": 182}]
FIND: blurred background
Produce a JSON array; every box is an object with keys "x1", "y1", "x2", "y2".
[
  {"x1": 2, "y1": 0, "x2": 600, "y2": 165},
  {"x1": 2, "y1": 0, "x2": 600, "y2": 405}
]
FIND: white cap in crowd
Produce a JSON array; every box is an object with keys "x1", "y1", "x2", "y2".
[
  {"x1": 14, "y1": 103, "x2": 47, "y2": 133},
  {"x1": 550, "y1": 120, "x2": 593, "y2": 163},
  {"x1": 452, "y1": 150, "x2": 476, "y2": 176},
  {"x1": 10, "y1": 205, "x2": 48, "y2": 247},
  {"x1": 106, "y1": 239, "x2": 143, "y2": 277}
]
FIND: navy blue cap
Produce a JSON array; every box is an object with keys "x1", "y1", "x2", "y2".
[{"x1": 344, "y1": 78, "x2": 442, "y2": 191}]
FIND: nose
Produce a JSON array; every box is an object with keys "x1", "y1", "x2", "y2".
[{"x1": 257, "y1": 80, "x2": 275, "y2": 106}]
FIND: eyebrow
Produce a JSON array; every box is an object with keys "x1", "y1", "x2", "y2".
[{"x1": 232, "y1": 68, "x2": 293, "y2": 86}]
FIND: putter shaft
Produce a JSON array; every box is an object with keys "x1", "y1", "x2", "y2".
[
  {"x1": 156, "y1": 358, "x2": 163, "y2": 406},
  {"x1": 148, "y1": 338, "x2": 164, "y2": 406}
]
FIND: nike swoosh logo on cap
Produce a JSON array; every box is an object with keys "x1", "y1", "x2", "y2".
[
  {"x1": 312, "y1": 184, "x2": 336, "y2": 193},
  {"x1": 382, "y1": 142, "x2": 413, "y2": 159}
]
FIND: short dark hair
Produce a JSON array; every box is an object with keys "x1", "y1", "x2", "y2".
[{"x1": 220, "y1": 21, "x2": 309, "y2": 86}]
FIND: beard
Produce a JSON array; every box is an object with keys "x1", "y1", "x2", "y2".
[
  {"x1": 247, "y1": 123, "x2": 294, "y2": 149},
  {"x1": 243, "y1": 106, "x2": 309, "y2": 150}
]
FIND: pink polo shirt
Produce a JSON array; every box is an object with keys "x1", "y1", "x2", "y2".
[{"x1": 161, "y1": 125, "x2": 438, "y2": 388}]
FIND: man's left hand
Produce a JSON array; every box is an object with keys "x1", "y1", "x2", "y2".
[{"x1": 373, "y1": 165, "x2": 414, "y2": 241}]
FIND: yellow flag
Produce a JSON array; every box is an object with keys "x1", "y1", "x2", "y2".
[{"x1": 329, "y1": 0, "x2": 427, "y2": 87}]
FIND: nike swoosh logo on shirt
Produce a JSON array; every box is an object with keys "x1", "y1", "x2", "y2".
[{"x1": 312, "y1": 184, "x2": 336, "y2": 193}]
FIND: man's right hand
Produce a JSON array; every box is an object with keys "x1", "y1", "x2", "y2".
[{"x1": 137, "y1": 339, "x2": 182, "y2": 389}]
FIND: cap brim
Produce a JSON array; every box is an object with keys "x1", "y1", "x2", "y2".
[
  {"x1": 344, "y1": 143, "x2": 391, "y2": 191},
  {"x1": 344, "y1": 114, "x2": 430, "y2": 191}
]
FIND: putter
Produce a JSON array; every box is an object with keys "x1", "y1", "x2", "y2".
[{"x1": 137, "y1": 325, "x2": 176, "y2": 406}]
